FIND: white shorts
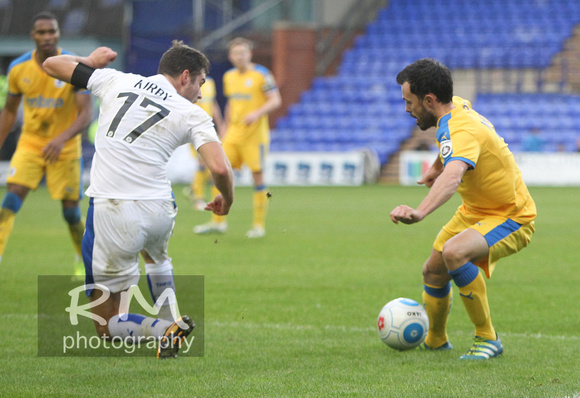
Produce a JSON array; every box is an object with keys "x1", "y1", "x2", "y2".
[{"x1": 82, "y1": 197, "x2": 177, "y2": 293}]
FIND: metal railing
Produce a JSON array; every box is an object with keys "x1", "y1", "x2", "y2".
[
  {"x1": 315, "y1": 0, "x2": 386, "y2": 76},
  {"x1": 196, "y1": 0, "x2": 284, "y2": 51}
]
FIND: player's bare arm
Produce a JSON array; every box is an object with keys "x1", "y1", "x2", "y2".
[
  {"x1": 42, "y1": 46, "x2": 117, "y2": 83},
  {"x1": 418, "y1": 157, "x2": 444, "y2": 188},
  {"x1": 42, "y1": 92, "x2": 92, "y2": 163},
  {"x1": 390, "y1": 160, "x2": 467, "y2": 225},
  {"x1": 197, "y1": 141, "x2": 234, "y2": 215},
  {"x1": 0, "y1": 94, "x2": 22, "y2": 150},
  {"x1": 243, "y1": 89, "x2": 282, "y2": 125}
]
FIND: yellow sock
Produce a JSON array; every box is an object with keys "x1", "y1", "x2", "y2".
[
  {"x1": 422, "y1": 283, "x2": 453, "y2": 348},
  {"x1": 192, "y1": 168, "x2": 210, "y2": 200},
  {"x1": 253, "y1": 189, "x2": 269, "y2": 228},
  {"x1": 0, "y1": 208, "x2": 16, "y2": 257},
  {"x1": 457, "y1": 271, "x2": 496, "y2": 340},
  {"x1": 68, "y1": 221, "x2": 85, "y2": 257},
  {"x1": 210, "y1": 185, "x2": 227, "y2": 224}
]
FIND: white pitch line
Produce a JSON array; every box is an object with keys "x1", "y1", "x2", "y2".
[
  {"x1": 3, "y1": 315, "x2": 579, "y2": 342},
  {"x1": 211, "y1": 320, "x2": 580, "y2": 341}
]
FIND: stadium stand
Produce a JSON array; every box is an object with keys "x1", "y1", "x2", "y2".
[
  {"x1": 270, "y1": 0, "x2": 580, "y2": 165},
  {"x1": 0, "y1": 0, "x2": 123, "y2": 37},
  {"x1": 476, "y1": 93, "x2": 580, "y2": 152}
]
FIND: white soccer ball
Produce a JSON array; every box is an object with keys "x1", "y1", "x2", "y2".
[{"x1": 377, "y1": 297, "x2": 429, "y2": 350}]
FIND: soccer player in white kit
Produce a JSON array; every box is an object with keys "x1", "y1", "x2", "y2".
[{"x1": 43, "y1": 42, "x2": 234, "y2": 358}]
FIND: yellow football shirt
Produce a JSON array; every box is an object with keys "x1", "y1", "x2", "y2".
[
  {"x1": 436, "y1": 97, "x2": 536, "y2": 223},
  {"x1": 7, "y1": 49, "x2": 85, "y2": 159},
  {"x1": 198, "y1": 76, "x2": 216, "y2": 117},
  {"x1": 223, "y1": 64, "x2": 277, "y2": 144}
]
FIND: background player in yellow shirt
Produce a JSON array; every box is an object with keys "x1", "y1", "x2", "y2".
[
  {"x1": 185, "y1": 76, "x2": 225, "y2": 211},
  {"x1": 0, "y1": 12, "x2": 92, "y2": 274},
  {"x1": 194, "y1": 37, "x2": 281, "y2": 238},
  {"x1": 390, "y1": 58, "x2": 536, "y2": 360}
]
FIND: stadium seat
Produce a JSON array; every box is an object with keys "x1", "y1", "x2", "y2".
[{"x1": 274, "y1": 0, "x2": 580, "y2": 161}]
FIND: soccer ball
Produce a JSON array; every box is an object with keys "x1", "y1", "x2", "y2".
[{"x1": 377, "y1": 298, "x2": 429, "y2": 350}]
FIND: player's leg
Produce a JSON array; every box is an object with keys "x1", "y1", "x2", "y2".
[
  {"x1": 247, "y1": 171, "x2": 268, "y2": 238},
  {"x1": 192, "y1": 156, "x2": 211, "y2": 211},
  {"x1": 83, "y1": 198, "x2": 192, "y2": 357},
  {"x1": 88, "y1": 286, "x2": 194, "y2": 358},
  {"x1": 87, "y1": 287, "x2": 182, "y2": 345},
  {"x1": 246, "y1": 143, "x2": 268, "y2": 238},
  {"x1": 141, "y1": 198, "x2": 179, "y2": 322},
  {"x1": 134, "y1": 199, "x2": 195, "y2": 358},
  {"x1": 420, "y1": 249, "x2": 453, "y2": 350},
  {"x1": 452, "y1": 218, "x2": 534, "y2": 359},
  {"x1": 186, "y1": 144, "x2": 210, "y2": 210},
  {"x1": 443, "y1": 228, "x2": 496, "y2": 340},
  {"x1": 82, "y1": 197, "x2": 152, "y2": 338},
  {"x1": 0, "y1": 147, "x2": 44, "y2": 261},
  {"x1": 47, "y1": 157, "x2": 85, "y2": 275},
  {"x1": 142, "y1": 252, "x2": 176, "y2": 321},
  {"x1": 0, "y1": 183, "x2": 29, "y2": 261},
  {"x1": 62, "y1": 199, "x2": 85, "y2": 276},
  {"x1": 442, "y1": 227, "x2": 505, "y2": 360}
]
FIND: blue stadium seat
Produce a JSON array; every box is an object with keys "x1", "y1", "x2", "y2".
[{"x1": 274, "y1": 1, "x2": 580, "y2": 161}]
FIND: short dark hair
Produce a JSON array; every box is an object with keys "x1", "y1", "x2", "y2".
[
  {"x1": 228, "y1": 37, "x2": 254, "y2": 51},
  {"x1": 158, "y1": 40, "x2": 210, "y2": 78},
  {"x1": 32, "y1": 11, "x2": 58, "y2": 26},
  {"x1": 396, "y1": 58, "x2": 453, "y2": 104}
]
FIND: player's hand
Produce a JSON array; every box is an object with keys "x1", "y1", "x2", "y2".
[
  {"x1": 42, "y1": 137, "x2": 65, "y2": 163},
  {"x1": 418, "y1": 174, "x2": 436, "y2": 188},
  {"x1": 390, "y1": 205, "x2": 422, "y2": 225},
  {"x1": 88, "y1": 47, "x2": 117, "y2": 68},
  {"x1": 243, "y1": 111, "x2": 260, "y2": 125},
  {"x1": 205, "y1": 193, "x2": 232, "y2": 216},
  {"x1": 418, "y1": 165, "x2": 443, "y2": 188}
]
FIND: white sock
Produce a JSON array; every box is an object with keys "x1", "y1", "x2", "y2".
[
  {"x1": 108, "y1": 314, "x2": 172, "y2": 342},
  {"x1": 145, "y1": 259, "x2": 177, "y2": 321}
]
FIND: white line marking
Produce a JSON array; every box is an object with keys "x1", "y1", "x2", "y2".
[
  {"x1": 4, "y1": 315, "x2": 578, "y2": 342},
  {"x1": 212, "y1": 321, "x2": 580, "y2": 341}
]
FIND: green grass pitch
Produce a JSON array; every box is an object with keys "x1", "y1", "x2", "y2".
[{"x1": 0, "y1": 184, "x2": 578, "y2": 397}]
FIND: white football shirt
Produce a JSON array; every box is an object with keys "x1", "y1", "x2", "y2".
[{"x1": 86, "y1": 69, "x2": 219, "y2": 200}]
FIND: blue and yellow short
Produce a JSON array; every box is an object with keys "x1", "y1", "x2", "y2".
[
  {"x1": 6, "y1": 147, "x2": 82, "y2": 201},
  {"x1": 222, "y1": 138, "x2": 268, "y2": 173},
  {"x1": 434, "y1": 210, "x2": 535, "y2": 278}
]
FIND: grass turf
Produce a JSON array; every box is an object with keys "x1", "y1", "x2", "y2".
[{"x1": 0, "y1": 184, "x2": 578, "y2": 397}]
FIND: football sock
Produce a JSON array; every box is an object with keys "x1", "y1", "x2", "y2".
[
  {"x1": 145, "y1": 259, "x2": 177, "y2": 321},
  {"x1": 63, "y1": 206, "x2": 84, "y2": 257},
  {"x1": 108, "y1": 313, "x2": 172, "y2": 342},
  {"x1": 68, "y1": 221, "x2": 85, "y2": 257},
  {"x1": 449, "y1": 262, "x2": 496, "y2": 340},
  {"x1": 252, "y1": 185, "x2": 268, "y2": 228},
  {"x1": 192, "y1": 166, "x2": 210, "y2": 201},
  {"x1": 422, "y1": 282, "x2": 453, "y2": 348},
  {"x1": 0, "y1": 192, "x2": 23, "y2": 258}
]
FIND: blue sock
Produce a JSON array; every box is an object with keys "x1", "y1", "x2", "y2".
[
  {"x1": 62, "y1": 206, "x2": 81, "y2": 224},
  {"x1": 2, "y1": 192, "x2": 23, "y2": 213},
  {"x1": 424, "y1": 282, "x2": 451, "y2": 298},
  {"x1": 449, "y1": 262, "x2": 479, "y2": 287}
]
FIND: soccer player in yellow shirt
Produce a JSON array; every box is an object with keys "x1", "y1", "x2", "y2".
[
  {"x1": 390, "y1": 59, "x2": 536, "y2": 360},
  {"x1": 0, "y1": 12, "x2": 92, "y2": 275},
  {"x1": 194, "y1": 37, "x2": 281, "y2": 238}
]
